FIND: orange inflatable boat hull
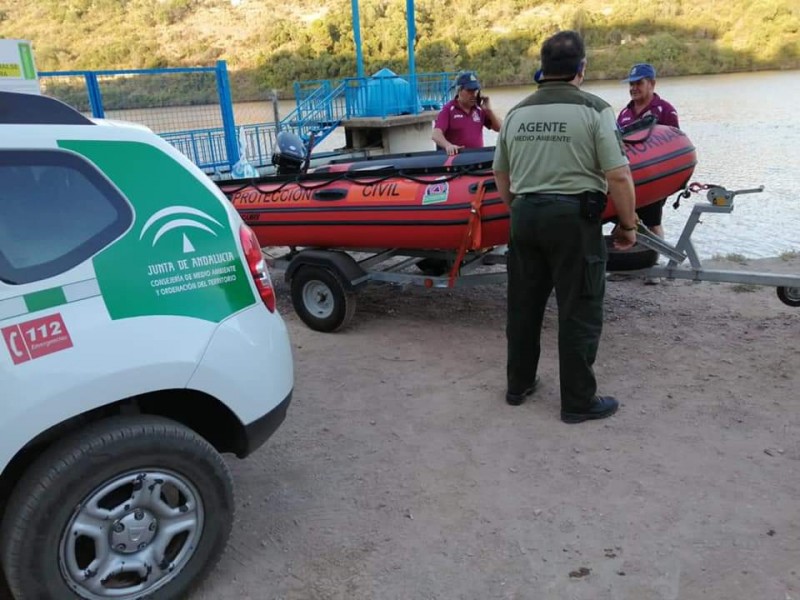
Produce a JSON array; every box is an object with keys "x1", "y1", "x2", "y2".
[{"x1": 218, "y1": 124, "x2": 696, "y2": 250}]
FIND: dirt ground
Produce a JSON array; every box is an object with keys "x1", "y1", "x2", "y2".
[
  {"x1": 4, "y1": 257, "x2": 795, "y2": 600},
  {"x1": 187, "y1": 255, "x2": 800, "y2": 600}
]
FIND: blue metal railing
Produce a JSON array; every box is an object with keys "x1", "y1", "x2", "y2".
[
  {"x1": 40, "y1": 62, "x2": 240, "y2": 170},
  {"x1": 226, "y1": 71, "x2": 457, "y2": 167},
  {"x1": 39, "y1": 65, "x2": 457, "y2": 173},
  {"x1": 284, "y1": 71, "x2": 457, "y2": 147},
  {"x1": 160, "y1": 127, "x2": 230, "y2": 171},
  {"x1": 285, "y1": 80, "x2": 343, "y2": 139},
  {"x1": 230, "y1": 71, "x2": 456, "y2": 171}
]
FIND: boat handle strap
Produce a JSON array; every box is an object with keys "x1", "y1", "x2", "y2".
[{"x1": 449, "y1": 182, "x2": 488, "y2": 287}]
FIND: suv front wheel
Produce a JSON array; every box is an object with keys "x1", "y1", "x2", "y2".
[{"x1": 0, "y1": 415, "x2": 234, "y2": 600}]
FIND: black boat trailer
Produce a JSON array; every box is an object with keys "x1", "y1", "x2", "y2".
[{"x1": 263, "y1": 183, "x2": 799, "y2": 332}]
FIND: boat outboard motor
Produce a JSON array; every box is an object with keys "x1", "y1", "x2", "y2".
[{"x1": 272, "y1": 131, "x2": 307, "y2": 175}]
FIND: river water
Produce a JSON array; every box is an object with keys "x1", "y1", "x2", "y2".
[
  {"x1": 575, "y1": 70, "x2": 800, "y2": 259},
  {"x1": 255, "y1": 70, "x2": 798, "y2": 259}
]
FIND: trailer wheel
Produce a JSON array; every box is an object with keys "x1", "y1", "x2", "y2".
[
  {"x1": 291, "y1": 266, "x2": 356, "y2": 332},
  {"x1": 605, "y1": 236, "x2": 658, "y2": 272},
  {"x1": 777, "y1": 286, "x2": 800, "y2": 307}
]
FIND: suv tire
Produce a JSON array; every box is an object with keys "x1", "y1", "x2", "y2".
[{"x1": 0, "y1": 415, "x2": 234, "y2": 600}]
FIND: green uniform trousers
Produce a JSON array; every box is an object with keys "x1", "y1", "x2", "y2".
[{"x1": 506, "y1": 194, "x2": 608, "y2": 413}]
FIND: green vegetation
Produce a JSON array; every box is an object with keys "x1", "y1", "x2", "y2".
[
  {"x1": 711, "y1": 253, "x2": 751, "y2": 263},
  {"x1": 780, "y1": 250, "x2": 799, "y2": 260},
  {"x1": 711, "y1": 253, "x2": 749, "y2": 263},
  {"x1": 1, "y1": 0, "x2": 798, "y2": 101},
  {"x1": 725, "y1": 253, "x2": 749, "y2": 264}
]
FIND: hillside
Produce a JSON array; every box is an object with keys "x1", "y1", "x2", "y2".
[{"x1": 0, "y1": 0, "x2": 798, "y2": 99}]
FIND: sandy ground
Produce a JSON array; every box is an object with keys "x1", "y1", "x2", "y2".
[
  {"x1": 2, "y1": 257, "x2": 797, "y2": 600},
  {"x1": 187, "y1": 255, "x2": 800, "y2": 600}
]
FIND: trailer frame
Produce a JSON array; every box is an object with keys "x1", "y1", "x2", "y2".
[
  {"x1": 632, "y1": 184, "x2": 800, "y2": 302},
  {"x1": 262, "y1": 183, "x2": 800, "y2": 332}
]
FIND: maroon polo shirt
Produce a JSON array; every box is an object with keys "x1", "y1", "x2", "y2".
[
  {"x1": 434, "y1": 99, "x2": 491, "y2": 148},
  {"x1": 617, "y1": 93, "x2": 680, "y2": 128}
]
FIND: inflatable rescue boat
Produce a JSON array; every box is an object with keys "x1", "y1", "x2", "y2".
[{"x1": 218, "y1": 122, "x2": 697, "y2": 251}]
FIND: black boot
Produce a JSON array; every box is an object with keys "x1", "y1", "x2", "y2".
[{"x1": 561, "y1": 396, "x2": 619, "y2": 424}]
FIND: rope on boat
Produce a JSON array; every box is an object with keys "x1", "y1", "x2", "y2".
[
  {"x1": 222, "y1": 120, "x2": 677, "y2": 197},
  {"x1": 619, "y1": 115, "x2": 658, "y2": 144},
  {"x1": 219, "y1": 162, "x2": 495, "y2": 196}
]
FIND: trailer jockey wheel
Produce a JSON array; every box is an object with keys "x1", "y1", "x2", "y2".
[
  {"x1": 290, "y1": 266, "x2": 357, "y2": 332},
  {"x1": 777, "y1": 286, "x2": 800, "y2": 308}
]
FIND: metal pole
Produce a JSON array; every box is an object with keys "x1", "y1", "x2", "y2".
[
  {"x1": 406, "y1": 0, "x2": 416, "y2": 79},
  {"x1": 351, "y1": 0, "x2": 365, "y2": 78},
  {"x1": 85, "y1": 72, "x2": 104, "y2": 119},
  {"x1": 271, "y1": 89, "x2": 281, "y2": 132},
  {"x1": 406, "y1": 0, "x2": 418, "y2": 114},
  {"x1": 215, "y1": 60, "x2": 239, "y2": 168}
]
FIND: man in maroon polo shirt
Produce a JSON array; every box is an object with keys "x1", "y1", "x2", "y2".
[
  {"x1": 617, "y1": 63, "x2": 680, "y2": 238},
  {"x1": 617, "y1": 63, "x2": 680, "y2": 245},
  {"x1": 618, "y1": 63, "x2": 679, "y2": 131},
  {"x1": 432, "y1": 71, "x2": 502, "y2": 155}
]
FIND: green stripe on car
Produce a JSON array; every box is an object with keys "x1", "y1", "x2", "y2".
[{"x1": 0, "y1": 279, "x2": 102, "y2": 322}]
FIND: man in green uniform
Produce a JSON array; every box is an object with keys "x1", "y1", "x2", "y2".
[{"x1": 492, "y1": 30, "x2": 638, "y2": 423}]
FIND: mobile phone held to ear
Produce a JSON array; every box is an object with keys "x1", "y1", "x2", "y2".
[{"x1": 477, "y1": 92, "x2": 485, "y2": 106}]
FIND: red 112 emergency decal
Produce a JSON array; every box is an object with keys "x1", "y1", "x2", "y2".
[{"x1": 2, "y1": 313, "x2": 73, "y2": 365}]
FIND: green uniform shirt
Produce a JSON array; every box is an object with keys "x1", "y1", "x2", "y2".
[{"x1": 492, "y1": 82, "x2": 628, "y2": 196}]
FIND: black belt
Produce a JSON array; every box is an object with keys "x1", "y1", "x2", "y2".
[
  {"x1": 519, "y1": 191, "x2": 607, "y2": 221},
  {"x1": 520, "y1": 191, "x2": 605, "y2": 202}
]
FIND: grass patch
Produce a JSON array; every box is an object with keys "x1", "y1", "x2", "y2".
[
  {"x1": 724, "y1": 253, "x2": 748, "y2": 264},
  {"x1": 712, "y1": 253, "x2": 749, "y2": 264},
  {"x1": 779, "y1": 250, "x2": 799, "y2": 261}
]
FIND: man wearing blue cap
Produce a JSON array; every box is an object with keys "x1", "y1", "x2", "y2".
[
  {"x1": 432, "y1": 71, "x2": 501, "y2": 155},
  {"x1": 617, "y1": 63, "x2": 680, "y2": 244},
  {"x1": 618, "y1": 64, "x2": 679, "y2": 131}
]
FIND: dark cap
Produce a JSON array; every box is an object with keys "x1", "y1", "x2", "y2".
[
  {"x1": 622, "y1": 63, "x2": 656, "y2": 82},
  {"x1": 456, "y1": 72, "x2": 481, "y2": 90}
]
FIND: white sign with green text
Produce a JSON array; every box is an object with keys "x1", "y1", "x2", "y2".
[{"x1": 0, "y1": 40, "x2": 40, "y2": 95}]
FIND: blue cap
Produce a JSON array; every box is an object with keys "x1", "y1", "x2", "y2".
[
  {"x1": 622, "y1": 63, "x2": 656, "y2": 82},
  {"x1": 456, "y1": 72, "x2": 480, "y2": 90}
]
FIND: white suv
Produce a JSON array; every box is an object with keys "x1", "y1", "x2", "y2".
[{"x1": 0, "y1": 91, "x2": 294, "y2": 599}]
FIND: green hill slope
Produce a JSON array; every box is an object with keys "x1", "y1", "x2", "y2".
[{"x1": 1, "y1": 0, "x2": 798, "y2": 99}]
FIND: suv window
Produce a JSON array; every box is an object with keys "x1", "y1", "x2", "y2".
[{"x1": 0, "y1": 149, "x2": 132, "y2": 284}]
